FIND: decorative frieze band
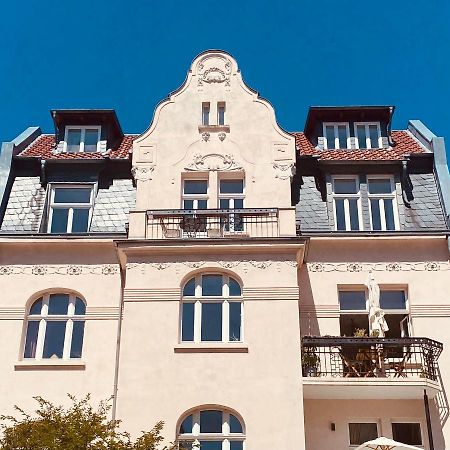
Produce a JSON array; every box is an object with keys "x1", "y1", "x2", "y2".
[
  {"x1": 300, "y1": 305, "x2": 340, "y2": 318},
  {"x1": 307, "y1": 261, "x2": 450, "y2": 273},
  {"x1": 410, "y1": 305, "x2": 450, "y2": 317},
  {"x1": 0, "y1": 264, "x2": 119, "y2": 276},
  {"x1": 124, "y1": 288, "x2": 180, "y2": 302},
  {"x1": 0, "y1": 306, "x2": 120, "y2": 320}
]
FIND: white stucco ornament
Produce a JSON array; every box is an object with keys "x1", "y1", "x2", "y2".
[
  {"x1": 131, "y1": 165, "x2": 155, "y2": 182},
  {"x1": 185, "y1": 153, "x2": 243, "y2": 172},
  {"x1": 273, "y1": 162, "x2": 296, "y2": 180},
  {"x1": 197, "y1": 54, "x2": 232, "y2": 86}
]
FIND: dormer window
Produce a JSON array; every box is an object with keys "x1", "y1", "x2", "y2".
[
  {"x1": 65, "y1": 126, "x2": 101, "y2": 153},
  {"x1": 355, "y1": 122, "x2": 381, "y2": 149},
  {"x1": 323, "y1": 123, "x2": 350, "y2": 149}
]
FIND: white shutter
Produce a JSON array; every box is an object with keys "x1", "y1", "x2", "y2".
[
  {"x1": 98, "y1": 140, "x2": 108, "y2": 153},
  {"x1": 317, "y1": 136, "x2": 325, "y2": 150}
]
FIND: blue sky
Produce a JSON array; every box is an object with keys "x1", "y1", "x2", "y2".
[{"x1": 1, "y1": 0, "x2": 449, "y2": 161}]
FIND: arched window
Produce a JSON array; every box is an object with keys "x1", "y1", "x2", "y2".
[
  {"x1": 178, "y1": 408, "x2": 245, "y2": 449},
  {"x1": 24, "y1": 293, "x2": 86, "y2": 360},
  {"x1": 181, "y1": 274, "x2": 242, "y2": 343}
]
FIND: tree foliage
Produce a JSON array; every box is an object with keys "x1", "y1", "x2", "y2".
[{"x1": 0, "y1": 394, "x2": 178, "y2": 450}]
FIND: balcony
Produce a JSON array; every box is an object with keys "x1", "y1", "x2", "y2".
[
  {"x1": 143, "y1": 208, "x2": 281, "y2": 239},
  {"x1": 301, "y1": 336, "x2": 443, "y2": 399}
]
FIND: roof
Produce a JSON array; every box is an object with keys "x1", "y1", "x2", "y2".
[
  {"x1": 295, "y1": 130, "x2": 426, "y2": 161},
  {"x1": 18, "y1": 134, "x2": 136, "y2": 160}
]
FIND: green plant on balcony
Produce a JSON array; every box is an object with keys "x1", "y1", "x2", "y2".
[{"x1": 302, "y1": 346, "x2": 320, "y2": 377}]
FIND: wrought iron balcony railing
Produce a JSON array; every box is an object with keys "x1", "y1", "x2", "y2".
[
  {"x1": 145, "y1": 208, "x2": 279, "y2": 239},
  {"x1": 301, "y1": 336, "x2": 443, "y2": 381}
]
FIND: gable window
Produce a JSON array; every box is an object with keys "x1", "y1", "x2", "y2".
[
  {"x1": 392, "y1": 423, "x2": 422, "y2": 446},
  {"x1": 323, "y1": 123, "x2": 350, "y2": 149},
  {"x1": 178, "y1": 408, "x2": 245, "y2": 450},
  {"x1": 183, "y1": 180, "x2": 208, "y2": 210},
  {"x1": 181, "y1": 274, "x2": 242, "y2": 343},
  {"x1": 368, "y1": 176, "x2": 399, "y2": 231},
  {"x1": 332, "y1": 177, "x2": 362, "y2": 231},
  {"x1": 219, "y1": 179, "x2": 244, "y2": 232},
  {"x1": 202, "y1": 103, "x2": 210, "y2": 126},
  {"x1": 218, "y1": 102, "x2": 226, "y2": 126},
  {"x1": 47, "y1": 185, "x2": 94, "y2": 233},
  {"x1": 24, "y1": 293, "x2": 86, "y2": 360},
  {"x1": 355, "y1": 122, "x2": 381, "y2": 149},
  {"x1": 65, "y1": 126, "x2": 101, "y2": 153},
  {"x1": 348, "y1": 422, "x2": 378, "y2": 446}
]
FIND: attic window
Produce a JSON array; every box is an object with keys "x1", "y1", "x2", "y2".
[
  {"x1": 355, "y1": 122, "x2": 381, "y2": 149},
  {"x1": 323, "y1": 123, "x2": 349, "y2": 149},
  {"x1": 65, "y1": 126, "x2": 101, "y2": 153}
]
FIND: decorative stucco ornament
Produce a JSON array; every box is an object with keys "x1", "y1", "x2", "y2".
[
  {"x1": 273, "y1": 162, "x2": 295, "y2": 180},
  {"x1": 218, "y1": 132, "x2": 226, "y2": 141},
  {"x1": 307, "y1": 261, "x2": 450, "y2": 272},
  {"x1": 185, "y1": 153, "x2": 243, "y2": 172},
  {"x1": 201, "y1": 132, "x2": 210, "y2": 142},
  {"x1": 131, "y1": 165, "x2": 155, "y2": 182},
  {"x1": 197, "y1": 55, "x2": 232, "y2": 86}
]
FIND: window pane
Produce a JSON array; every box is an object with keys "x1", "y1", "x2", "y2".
[
  {"x1": 220, "y1": 180, "x2": 244, "y2": 194},
  {"x1": 230, "y1": 442, "x2": 243, "y2": 450},
  {"x1": 334, "y1": 179, "x2": 358, "y2": 194},
  {"x1": 230, "y1": 414, "x2": 243, "y2": 433},
  {"x1": 30, "y1": 298, "x2": 43, "y2": 315},
  {"x1": 380, "y1": 291, "x2": 406, "y2": 309},
  {"x1": 184, "y1": 199, "x2": 194, "y2": 209},
  {"x1": 71, "y1": 208, "x2": 90, "y2": 232},
  {"x1": 370, "y1": 199, "x2": 382, "y2": 231},
  {"x1": 48, "y1": 294, "x2": 69, "y2": 315},
  {"x1": 335, "y1": 199, "x2": 346, "y2": 231},
  {"x1": 202, "y1": 104, "x2": 210, "y2": 125},
  {"x1": 183, "y1": 278, "x2": 196, "y2": 296},
  {"x1": 229, "y1": 278, "x2": 241, "y2": 296},
  {"x1": 200, "y1": 410, "x2": 222, "y2": 433},
  {"x1": 184, "y1": 180, "x2": 208, "y2": 195},
  {"x1": 229, "y1": 302, "x2": 241, "y2": 341},
  {"x1": 43, "y1": 321, "x2": 67, "y2": 358},
  {"x1": 233, "y1": 199, "x2": 244, "y2": 209},
  {"x1": 197, "y1": 200, "x2": 208, "y2": 210},
  {"x1": 349, "y1": 423, "x2": 378, "y2": 445},
  {"x1": 218, "y1": 105, "x2": 225, "y2": 125},
  {"x1": 181, "y1": 303, "x2": 195, "y2": 342},
  {"x1": 54, "y1": 188, "x2": 92, "y2": 204},
  {"x1": 356, "y1": 125, "x2": 367, "y2": 149},
  {"x1": 50, "y1": 208, "x2": 69, "y2": 233},
  {"x1": 202, "y1": 275, "x2": 223, "y2": 296},
  {"x1": 337, "y1": 125, "x2": 347, "y2": 149},
  {"x1": 75, "y1": 298, "x2": 86, "y2": 315},
  {"x1": 348, "y1": 199, "x2": 359, "y2": 230},
  {"x1": 384, "y1": 199, "x2": 395, "y2": 230},
  {"x1": 199, "y1": 442, "x2": 222, "y2": 450},
  {"x1": 392, "y1": 423, "x2": 422, "y2": 445},
  {"x1": 369, "y1": 125, "x2": 379, "y2": 148},
  {"x1": 84, "y1": 129, "x2": 99, "y2": 152},
  {"x1": 368, "y1": 179, "x2": 392, "y2": 194},
  {"x1": 325, "y1": 126, "x2": 335, "y2": 149},
  {"x1": 67, "y1": 129, "x2": 81, "y2": 152},
  {"x1": 201, "y1": 303, "x2": 222, "y2": 341},
  {"x1": 70, "y1": 321, "x2": 85, "y2": 358},
  {"x1": 339, "y1": 291, "x2": 366, "y2": 310},
  {"x1": 179, "y1": 415, "x2": 193, "y2": 434},
  {"x1": 220, "y1": 199, "x2": 230, "y2": 209},
  {"x1": 24, "y1": 321, "x2": 39, "y2": 358}
]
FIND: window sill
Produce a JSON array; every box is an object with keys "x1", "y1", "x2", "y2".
[
  {"x1": 14, "y1": 360, "x2": 86, "y2": 371},
  {"x1": 198, "y1": 125, "x2": 230, "y2": 133},
  {"x1": 174, "y1": 343, "x2": 248, "y2": 353}
]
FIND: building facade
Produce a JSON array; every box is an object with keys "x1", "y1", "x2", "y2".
[{"x1": 0, "y1": 50, "x2": 449, "y2": 450}]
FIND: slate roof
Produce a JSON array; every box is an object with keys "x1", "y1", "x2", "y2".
[
  {"x1": 18, "y1": 134, "x2": 136, "y2": 159},
  {"x1": 294, "y1": 130, "x2": 426, "y2": 161}
]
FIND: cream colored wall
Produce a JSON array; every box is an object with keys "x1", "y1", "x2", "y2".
[
  {"x1": 0, "y1": 240, "x2": 121, "y2": 416},
  {"x1": 115, "y1": 247, "x2": 306, "y2": 448}
]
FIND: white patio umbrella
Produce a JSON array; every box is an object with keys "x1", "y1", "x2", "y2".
[
  {"x1": 366, "y1": 271, "x2": 389, "y2": 337},
  {"x1": 355, "y1": 436, "x2": 423, "y2": 450}
]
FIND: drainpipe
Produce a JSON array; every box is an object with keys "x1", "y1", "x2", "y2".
[
  {"x1": 112, "y1": 242, "x2": 126, "y2": 422},
  {"x1": 424, "y1": 389, "x2": 434, "y2": 450}
]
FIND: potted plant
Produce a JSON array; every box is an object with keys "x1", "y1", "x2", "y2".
[{"x1": 302, "y1": 346, "x2": 320, "y2": 377}]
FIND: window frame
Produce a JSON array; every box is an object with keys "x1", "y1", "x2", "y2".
[
  {"x1": 64, "y1": 126, "x2": 101, "y2": 153},
  {"x1": 331, "y1": 175, "x2": 363, "y2": 231},
  {"x1": 46, "y1": 183, "x2": 96, "y2": 233},
  {"x1": 348, "y1": 421, "x2": 379, "y2": 447},
  {"x1": 323, "y1": 122, "x2": 350, "y2": 149},
  {"x1": 22, "y1": 292, "x2": 86, "y2": 361},
  {"x1": 217, "y1": 102, "x2": 226, "y2": 126},
  {"x1": 354, "y1": 122, "x2": 382, "y2": 149},
  {"x1": 202, "y1": 103, "x2": 211, "y2": 126},
  {"x1": 391, "y1": 421, "x2": 423, "y2": 447},
  {"x1": 181, "y1": 273, "x2": 244, "y2": 344},
  {"x1": 367, "y1": 175, "x2": 400, "y2": 231},
  {"x1": 182, "y1": 179, "x2": 209, "y2": 210}
]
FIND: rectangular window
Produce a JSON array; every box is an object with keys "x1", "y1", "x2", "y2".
[
  {"x1": 182, "y1": 180, "x2": 208, "y2": 209},
  {"x1": 218, "y1": 102, "x2": 226, "y2": 125},
  {"x1": 65, "y1": 126, "x2": 100, "y2": 153},
  {"x1": 47, "y1": 185, "x2": 94, "y2": 233},
  {"x1": 392, "y1": 423, "x2": 422, "y2": 445},
  {"x1": 202, "y1": 103, "x2": 210, "y2": 126},
  {"x1": 339, "y1": 291, "x2": 366, "y2": 311},
  {"x1": 368, "y1": 176, "x2": 398, "y2": 231},
  {"x1": 323, "y1": 123, "x2": 349, "y2": 149},
  {"x1": 332, "y1": 177, "x2": 361, "y2": 231},
  {"x1": 349, "y1": 423, "x2": 378, "y2": 446},
  {"x1": 355, "y1": 122, "x2": 381, "y2": 149}
]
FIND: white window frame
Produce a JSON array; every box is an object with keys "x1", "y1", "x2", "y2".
[
  {"x1": 390, "y1": 420, "x2": 424, "y2": 448},
  {"x1": 178, "y1": 409, "x2": 246, "y2": 450},
  {"x1": 348, "y1": 420, "x2": 380, "y2": 448},
  {"x1": 367, "y1": 175, "x2": 400, "y2": 231},
  {"x1": 64, "y1": 126, "x2": 101, "y2": 153},
  {"x1": 181, "y1": 273, "x2": 244, "y2": 344},
  {"x1": 182, "y1": 179, "x2": 209, "y2": 210},
  {"x1": 354, "y1": 122, "x2": 382, "y2": 149},
  {"x1": 47, "y1": 184, "x2": 96, "y2": 233},
  {"x1": 323, "y1": 122, "x2": 350, "y2": 149},
  {"x1": 331, "y1": 176, "x2": 363, "y2": 231},
  {"x1": 23, "y1": 292, "x2": 86, "y2": 361}
]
